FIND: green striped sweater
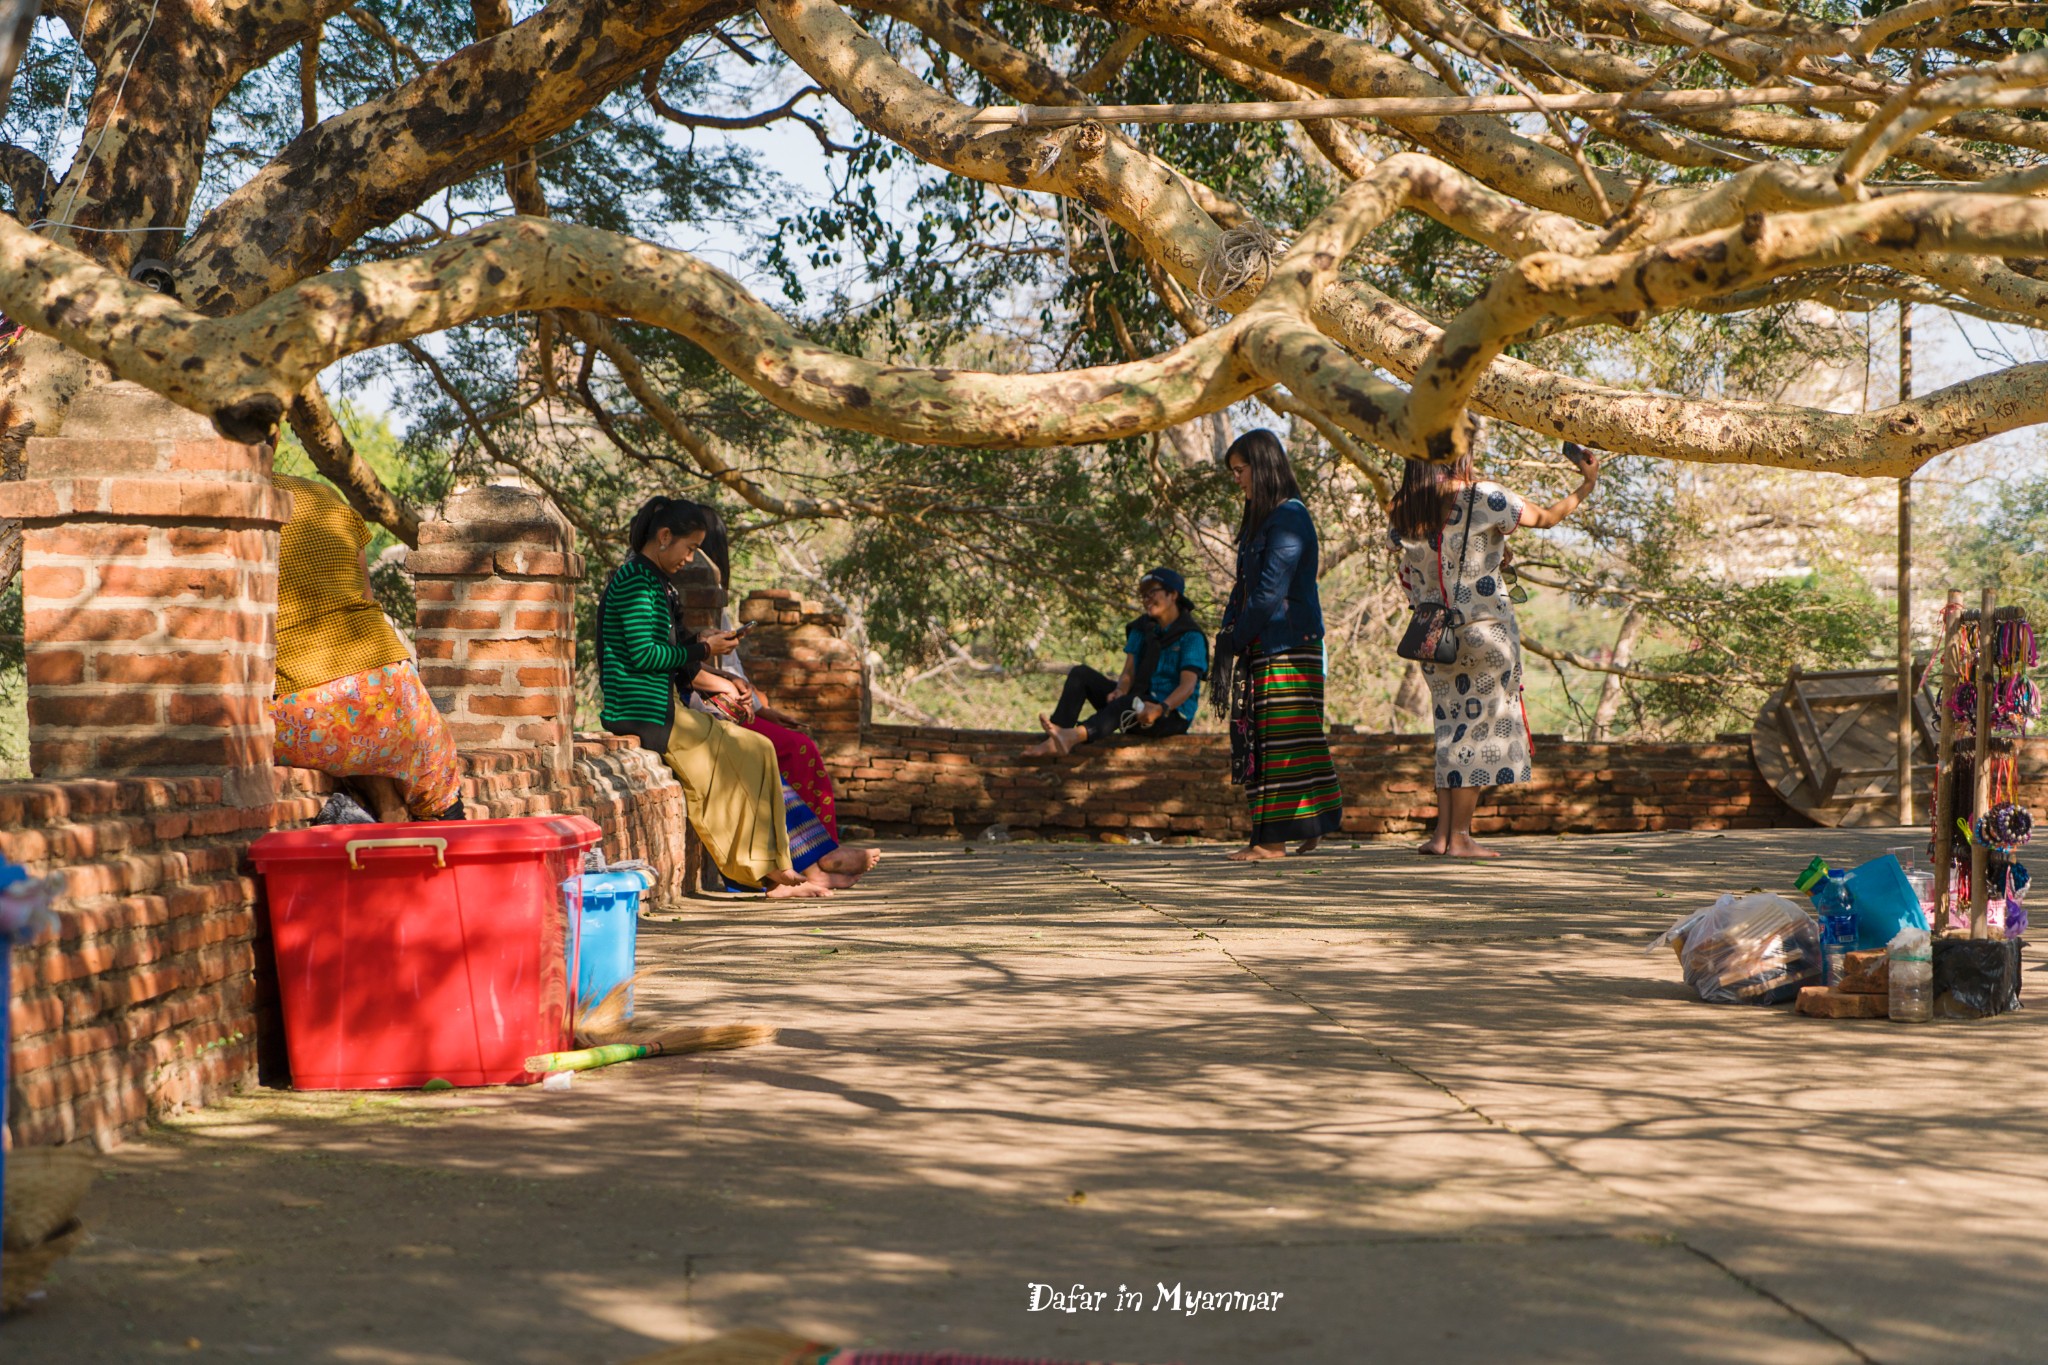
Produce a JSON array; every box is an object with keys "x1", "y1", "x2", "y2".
[{"x1": 597, "y1": 557, "x2": 706, "y2": 727}]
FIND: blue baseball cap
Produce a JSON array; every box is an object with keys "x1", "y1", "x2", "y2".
[{"x1": 1139, "y1": 567, "x2": 1185, "y2": 597}]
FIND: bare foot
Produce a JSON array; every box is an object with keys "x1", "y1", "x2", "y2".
[
  {"x1": 766, "y1": 880, "x2": 834, "y2": 898},
  {"x1": 1446, "y1": 834, "x2": 1501, "y2": 860},
  {"x1": 818, "y1": 845, "x2": 874, "y2": 876},
  {"x1": 1226, "y1": 843, "x2": 1289, "y2": 862},
  {"x1": 1039, "y1": 715, "x2": 1074, "y2": 755},
  {"x1": 1416, "y1": 839, "x2": 1447, "y2": 857},
  {"x1": 1295, "y1": 836, "x2": 1322, "y2": 856},
  {"x1": 1021, "y1": 736, "x2": 1060, "y2": 759}
]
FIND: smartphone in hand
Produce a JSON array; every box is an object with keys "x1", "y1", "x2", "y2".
[{"x1": 1561, "y1": 441, "x2": 1589, "y2": 470}]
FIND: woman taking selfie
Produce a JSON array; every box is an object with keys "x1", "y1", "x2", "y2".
[
  {"x1": 1391, "y1": 441, "x2": 1601, "y2": 859},
  {"x1": 1213, "y1": 430, "x2": 1344, "y2": 862}
]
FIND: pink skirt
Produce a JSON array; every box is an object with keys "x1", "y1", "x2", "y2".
[{"x1": 744, "y1": 716, "x2": 837, "y2": 840}]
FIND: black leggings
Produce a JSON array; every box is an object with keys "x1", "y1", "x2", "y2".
[
  {"x1": 603, "y1": 718, "x2": 672, "y2": 755},
  {"x1": 1050, "y1": 665, "x2": 1192, "y2": 744}
]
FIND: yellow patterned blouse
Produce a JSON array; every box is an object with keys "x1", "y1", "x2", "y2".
[{"x1": 273, "y1": 475, "x2": 410, "y2": 696}]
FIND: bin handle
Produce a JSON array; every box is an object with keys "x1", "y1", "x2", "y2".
[{"x1": 344, "y1": 836, "x2": 448, "y2": 870}]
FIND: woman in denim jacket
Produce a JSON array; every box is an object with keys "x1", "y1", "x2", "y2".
[{"x1": 1212, "y1": 430, "x2": 1345, "y2": 861}]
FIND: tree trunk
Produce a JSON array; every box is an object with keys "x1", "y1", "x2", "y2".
[{"x1": 1587, "y1": 607, "x2": 1645, "y2": 742}]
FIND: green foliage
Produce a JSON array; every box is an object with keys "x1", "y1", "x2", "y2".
[
  {"x1": 274, "y1": 403, "x2": 420, "y2": 629},
  {"x1": 0, "y1": 581, "x2": 24, "y2": 781},
  {"x1": 1633, "y1": 570, "x2": 1894, "y2": 734},
  {"x1": 1939, "y1": 478, "x2": 2048, "y2": 625}
]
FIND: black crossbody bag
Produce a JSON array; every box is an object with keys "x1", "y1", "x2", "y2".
[{"x1": 1396, "y1": 487, "x2": 1475, "y2": 664}]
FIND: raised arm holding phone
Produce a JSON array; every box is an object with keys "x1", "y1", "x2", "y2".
[{"x1": 1390, "y1": 441, "x2": 1601, "y2": 859}]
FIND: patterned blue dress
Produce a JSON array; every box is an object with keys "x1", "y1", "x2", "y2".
[{"x1": 1394, "y1": 481, "x2": 1533, "y2": 789}]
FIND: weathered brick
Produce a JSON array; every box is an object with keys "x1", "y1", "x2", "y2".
[
  {"x1": 26, "y1": 649, "x2": 87, "y2": 687},
  {"x1": 511, "y1": 607, "x2": 565, "y2": 631},
  {"x1": 1836, "y1": 951, "x2": 1890, "y2": 995},
  {"x1": 93, "y1": 649, "x2": 248, "y2": 686},
  {"x1": 1796, "y1": 987, "x2": 1890, "y2": 1019},
  {"x1": 31, "y1": 692, "x2": 159, "y2": 728}
]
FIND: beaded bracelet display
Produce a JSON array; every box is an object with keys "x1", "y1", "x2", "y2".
[{"x1": 1980, "y1": 801, "x2": 2034, "y2": 850}]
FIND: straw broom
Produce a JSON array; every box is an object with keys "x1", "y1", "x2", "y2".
[{"x1": 526, "y1": 980, "x2": 776, "y2": 1075}]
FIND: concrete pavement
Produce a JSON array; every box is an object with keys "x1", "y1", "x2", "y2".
[{"x1": 9, "y1": 827, "x2": 2039, "y2": 1364}]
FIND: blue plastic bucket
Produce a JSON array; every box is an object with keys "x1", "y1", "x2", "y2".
[{"x1": 576, "y1": 871, "x2": 647, "y2": 1020}]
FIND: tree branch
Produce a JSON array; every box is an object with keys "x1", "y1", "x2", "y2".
[
  {"x1": 176, "y1": 0, "x2": 747, "y2": 315},
  {"x1": 285, "y1": 382, "x2": 422, "y2": 546},
  {"x1": 1521, "y1": 630, "x2": 1718, "y2": 685}
]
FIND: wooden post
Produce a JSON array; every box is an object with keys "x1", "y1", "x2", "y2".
[
  {"x1": 1930, "y1": 588, "x2": 1964, "y2": 934},
  {"x1": 1896, "y1": 302, "x2": 1914, "y2": 826},
  {"x1": 1970, "y1": 587, "x2": 1996, "y2": 939}
]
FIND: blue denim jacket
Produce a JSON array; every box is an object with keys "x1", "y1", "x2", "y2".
[{"x1": 1220, "y1": 499, "x2": 1324, "y2": 655}]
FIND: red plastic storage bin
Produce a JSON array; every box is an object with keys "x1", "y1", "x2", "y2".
[{"x1": 250, "y1": 815, "x2": 602, "y2": 1089}]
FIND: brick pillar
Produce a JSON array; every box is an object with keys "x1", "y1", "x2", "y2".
[
  {"x1": 671, "y1": 559, "x2": 724, "y2": 633},
  {"x1": 408, "y1": 484, "x2": 583, "y2": 783},
  {"x1": 738, "y1": 590, "x2": 868, "y2": 751},
  {"x1": 0, "y1": 382, "x2": 290, "y2": 805}
]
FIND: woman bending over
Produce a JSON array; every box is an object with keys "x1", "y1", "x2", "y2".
[{"x1": 271, "y1": 474, "x2": 462, "y2": 823}]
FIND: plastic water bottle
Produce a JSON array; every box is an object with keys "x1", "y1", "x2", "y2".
[
  {"x1": 1820, "y1": 914, "x2": 1857, "y2": 987},
  {"x1": 1888, "y1": 929, "x2": 1933, "y2": 1023},
  {"x1": 1811, "y1": 872, "x2": 1856, "y2": 983}
]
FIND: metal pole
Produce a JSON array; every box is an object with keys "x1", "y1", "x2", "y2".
[{"x1": 1897, "y1": 302, "x2": 1914, "y2": 825}]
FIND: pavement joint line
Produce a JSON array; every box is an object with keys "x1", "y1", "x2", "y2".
[
  {"x1": 1059, "y1": 855, "x2": 1881, "y2": 1364},
  {"x1": 1145, "y1": 1229, "x2": 1658, "y2": 1252},
  {"x1": 1677, "y1": 1241, "x2": 1884, "y2": 1365}
]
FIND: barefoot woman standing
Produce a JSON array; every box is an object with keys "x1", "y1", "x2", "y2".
[
  {"x1": 1391, "y1": 443, "x2": 1601, "y2": 859},
  {"x1": 1214, "y1": 431, "x2": 1345, "y2": 862}
]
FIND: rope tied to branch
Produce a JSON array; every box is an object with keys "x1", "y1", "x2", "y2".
[{"x1": 1196, "y1": 222, "x2": 1284, "y2": 306}]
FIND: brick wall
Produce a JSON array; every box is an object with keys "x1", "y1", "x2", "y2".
[
  {"x1": 4, "y1": 739, "x2": 686, "y2": 1149},
  {"x1": 827, "y1": 726, "x2": 1806, "y2": 840},
  {"x1": 0, "y1": 383, "x2": 291, "y2": 807},
  {"x1": 737, "y1": 591, "x2": 867, "y2": 751},
  {"x1": 411, "y1": 485, "x2": 583, "y2": 785},
  {"x1": 721, "y1": 588, "x2": 1813, "y2": 841},
  {"x1": 3, "y1": 391, "x2": 686, "y2": 1149}
]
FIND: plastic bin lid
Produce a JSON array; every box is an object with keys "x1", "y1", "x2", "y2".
[
  {"x1": 250, "y1": 814, "x2": 602, "y2": 867},
  {"x1": 581, "y1": 868, "x2": 655, "y2": 892}
]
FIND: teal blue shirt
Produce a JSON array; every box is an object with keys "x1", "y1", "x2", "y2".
[{"x1": 1123, "y1": 621, "x2": 1209, "y2": 723}]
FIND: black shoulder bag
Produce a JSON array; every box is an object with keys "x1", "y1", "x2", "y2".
[{"x1": 1395, "y1": 488, "x2": 1476, "y2": 664}]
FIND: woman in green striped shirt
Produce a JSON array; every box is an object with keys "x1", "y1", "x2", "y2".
[{"x1": 597, "y1": 498, "x2": 830, "y2": 898}]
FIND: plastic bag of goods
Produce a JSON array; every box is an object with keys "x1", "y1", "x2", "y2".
[{"x1": 1650, "y1": 893, "x2": 1823, "y2": 1005}]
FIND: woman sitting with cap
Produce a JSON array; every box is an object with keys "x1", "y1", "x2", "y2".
[{"x1": 1025, "y1": 567, "x2": 1208, "y2": 758}]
